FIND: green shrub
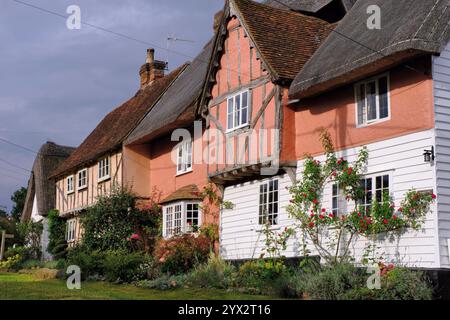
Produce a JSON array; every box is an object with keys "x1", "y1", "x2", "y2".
[
  {"x1": 20, "y1": 259, "x2": 43, "y2": 269},
  {"x1": 363, "y1": 267, "x2": 432, "y2": 300},
  {"x1": 43, "y1": 259, "x2": 65, "y2": 270},
  {"x1": 300, "y1": 263, "x2": 363, "y2": 300},
  {"x1": 103, "y1": 250, "x2": 148, "y2": 283},
  {"x1": 273, "y1": 271, "x2": 306, "y2": 299},
  {"x1": 65, "y1": 246, "x2": 106, "y2": 280},
  {"x1": 187, "y1": 253, "x2": 236, "y2": 289},
  {"x1": 4, "y1": 246, "x2": 30, "y2": 260},
  {"x1": 136, "y1": 274, "x2": 187, "y2": 291},
  {"x1": 155, "y1": 234, "x2": 211, "y2": 275},
  {"x1": 81, "y1": 188, "x2": 161, "y2": 253},
  {"x1": 0, "y1": 254, "x2": 23, "y2": 270},
  {"x1": 47, "y1": 210, "x2": 67, "y2": 259},
  {"x1": 235, "y1": 259, "x2": 288, "y2": 295}
]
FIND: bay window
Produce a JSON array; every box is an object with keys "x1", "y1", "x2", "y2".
[{"x1": 163, "y1": 202, "x2": 201, "y2": 238}]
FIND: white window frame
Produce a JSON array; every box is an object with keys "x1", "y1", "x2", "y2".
[
  {"x1": 66, "y1": 218, "x2": 77, "y2": 242},
  {"x1": 77, "y1": 169, "x2": 88, "y2": 190},
  {"x1": 227, "y1": 90, "x2": 250, "y2": 132},
  {"x1": 176, "y1": 140, "x2": 193, "y2": 175},
  {"x1": 354, "y1": 73, "x2": 390, "y2": 128},
  {"x1": 358, "y1": 172, "x2": 392, "y2": 214},
  {"x1": 259, "y1": 179, "x2": 279, "y2": 226},
  {"x1": 66, "y1": 175, "x2": 74, "y2": 194},
  {"x1": 98, "y1": 157, "x2": 110, "y2": 182},
  {"x1": 332, "y1": 183, "x2": 341, "y2": 216},
  {"x1": 163, "y1": 201, "x2": 201, "y2": 238}
]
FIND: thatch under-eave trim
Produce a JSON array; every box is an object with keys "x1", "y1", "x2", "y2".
[{"x1": 291, "y1": 46, "x2": 434, "y2": 99}]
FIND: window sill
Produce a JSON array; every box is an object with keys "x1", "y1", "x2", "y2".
[
  {"x1": 176, "y1": 169, "x2": 193, "y2": 177},
  {"x1": 356, "y1": 117, "x2": 390, "y2": 129},
  {"x1": 67, "y1": 190, "x2": 75, "y2": 195},
  {"x1": 254, "y1": 225, "x2": 281, "y2": 233},
  {"x1": 226, "y1": 124, "x2": 250, "y2": 135},
  {"x1": 77, "y1": 186, "x2": 87, "y2": 192},
  {"x1": 98, "y1": 176, "x2": 111, "y2": 183}
]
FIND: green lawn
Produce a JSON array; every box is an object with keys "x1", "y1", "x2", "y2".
[{"x1": 0, "y1": 272, "x2": 272, "y2": 300}]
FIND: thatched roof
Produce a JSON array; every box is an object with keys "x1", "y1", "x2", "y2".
[
  {"x1": 50, "y1": 66, "x2": 186, "y2": 179},
  {"x1": 264, "y1": 0, "x2": 356, "y2": 13},
  {"x1": 21, "y1": 142, "x2": 74, "y2": 221},
  {"x1": 126, "y1": 40, "x2": 214, "y2": 145},
  {"x1": 289, "y1": 0, "x2": 450, "y2": 98}
]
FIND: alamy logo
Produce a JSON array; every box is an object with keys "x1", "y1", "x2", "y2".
[
  {"x1": 66, "y1": 5, "x2": 81, "y2": 30},
  {"x1": 66, "y1": 265, "x2": 81, "y2": 290},
  {"x1": 367, "y1": 5, "x2": 381, "y2": 30},
  {"x1": 366, "y1": 264, "x2": 381, "y2": 290}
]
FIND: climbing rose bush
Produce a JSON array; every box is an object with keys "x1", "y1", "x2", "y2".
[{"x1": 287, "y1": 131, "x2": 436, "y2": 265}]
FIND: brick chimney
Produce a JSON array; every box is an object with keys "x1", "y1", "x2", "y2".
[{"x1": 139, "y1": 49, "x2": 166, "y2": 89}]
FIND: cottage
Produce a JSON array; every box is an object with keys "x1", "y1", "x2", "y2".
[{"x1": 21, "y1": 142, "x2": 74, "y2": 260}]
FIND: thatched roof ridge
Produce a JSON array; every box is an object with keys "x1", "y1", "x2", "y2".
[{"x1": 21, "y1": 142, "x2": 75, "y2": 221}]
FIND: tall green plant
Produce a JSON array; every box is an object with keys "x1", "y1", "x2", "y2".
[
  {"x1": 47, "y1": 210, "x2": 67, "y2": 259},
  {"x1": 81, "y1": 187, "x2": 161, "y2": 253}
]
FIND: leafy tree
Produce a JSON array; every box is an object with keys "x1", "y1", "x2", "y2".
[
  {"x1": 81, "y1": 187, "x2": 161, "y2": 253},
  {"x1": 18, "y1": 221, "x2": 43, "y2": 259},
  {"x1": 10, "y1": 187, "x2": 27, "y2": 221}
]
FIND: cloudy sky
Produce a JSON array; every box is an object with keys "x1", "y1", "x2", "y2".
[{"x1": 0, "y1": 0, "x2": 224, "y2": 211}]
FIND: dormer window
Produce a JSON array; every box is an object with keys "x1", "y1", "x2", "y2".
[
  {"x1": 227, "y1": 90, "x2": 250, "y2": 131},
  {"x1": 355, "y1": 74, "x2": 390, "y2": 127},
  {"x1": 98, "y1": 157, "x2": 110, "y2": 182}
]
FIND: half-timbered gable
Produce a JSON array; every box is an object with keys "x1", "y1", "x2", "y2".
[{"x1": 200, "y1": 0, "x2": 331, "y2": 185}]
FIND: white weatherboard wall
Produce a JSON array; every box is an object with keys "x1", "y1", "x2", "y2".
[
  {"x1": 221, "y1": 130, "x2": 441, "y2": 268},
  {"x1": 433, "y1": 40, "x2": 450, "y2": 268}
]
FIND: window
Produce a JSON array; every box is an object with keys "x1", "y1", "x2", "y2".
[
  {"x1": 259, "y1": 179, "x2": 279, "y2": 225},
  {"x1": 66, "y1": 176, "x2": 74, "y2": 194},
  {"x1": 177, "y1": 140, "x2": 193, "y2": 175},
  {"x1": 98, "y1": 157, "x2": 110, "y2": 181},
  {"x1": 227, "y1": 90, "x2": 249, "y2": 131},
  {"x1": 332, "y1": 184, "x2": 340, "y2": 215},
  {"x1": 66, "y1": 219, "x2": 77, "y2": 242},
  {"x1": 77, "y1": 169, "x2": 87, "y2": 190},
  {"x1": 163, "y1": 202, "x2": 200, "y2": 238},
  {"x1": 355, "y1": 74, "x2": 389, "y2": 126},
  {"x1": 358, "y1": 174, "x2": 390, "y2": 214}
]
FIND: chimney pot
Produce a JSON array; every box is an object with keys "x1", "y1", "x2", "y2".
[
  {"x1": 139, "y1": 49, "x2": 166, "y2": 89},
  {"x1": 146, "y1": 48, "x2": 155, "y2": 64}
]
